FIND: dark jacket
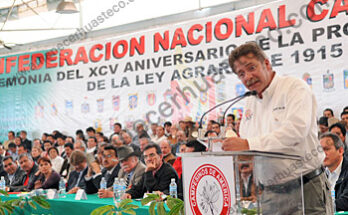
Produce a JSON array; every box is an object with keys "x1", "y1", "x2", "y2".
[
  {"x1": 85, "y1": 163, "x2": 120, "y2": 194},
  {"x1": 12, "y1": 164, "x2": 39, "y2": 191},
  {"x1": 67, "y1": 167, "x2": 88, "y2": 192},
  {"x1": 60, "y1": 158, "x2": 71, "y2": 179},
  {"x1": 3, "y1": 167, "x2": 26, "y2": 192},
  {"x1": 22, "y1": 139, "x2": 32, "y2": 151},
  {"x1": 335, "y1": 156, "x2": 348, "y2": 211},
  {"x1": 126, "y1": 162, "x2": 179, "y2": 199},
  {"x1": 28, "y1": 170, "x2": 60, "y2": 190}
]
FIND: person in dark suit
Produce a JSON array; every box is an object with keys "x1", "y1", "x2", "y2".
[
  {"x1": 1, "y1": 156, "x2": 26, "y2": 191},
  {"x1": 17, "y1": 153, "x2": 39, "y2": 191},
  {"x1": 85, "y1": 145, "x2": 120, "y2": 194},
  {"x1": 122, "y1": 144, "x2": 179, "y2": 199},
  {"x1": 67, "y1": 150, "x2": 88, "y2": 193},
  {"x1": 20, "y1": 130, "x2": 32, "y2": 152}
]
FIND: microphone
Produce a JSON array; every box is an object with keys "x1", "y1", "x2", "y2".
[
  {"x1": 198, "y1": 91, "x2": 257, "y2": 138},
  {"x1": 222, "y1": 90, "x2": 257, "y2": 126}
]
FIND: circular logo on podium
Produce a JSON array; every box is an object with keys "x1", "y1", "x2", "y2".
[{"x1": 189, "y1": 164, "x2": 231, "y2": 215}]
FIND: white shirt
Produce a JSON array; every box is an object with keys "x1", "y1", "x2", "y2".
[
  {"x1": 240, "y1": 74, "x2": 325, "y2": 185},
  {"x1": 51, "y1": 156, "x2": 64, "y2": 173},
  {"x1": 153, "y1": 135, "x2": 167, "y2": 145},
  {"x1": 327, "y1": 159, "x2": 343, "y2": 191}
]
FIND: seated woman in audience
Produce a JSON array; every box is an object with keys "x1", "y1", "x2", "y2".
[
  {"x1": 28, "y1": 157, "x2": 60, "y2": 190},
  {"x1": 31, "y1": 146, "x2": 42, "y2": 164},
  {"x1": 48, "y1": 147, "x2": 64, "y2": 173}
]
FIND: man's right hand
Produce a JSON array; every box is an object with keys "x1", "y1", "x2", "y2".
[
  {"x1": 90, "y1": 161, "x2": 101, "y2": 174},
  {"x1": 121, "y1": 193, "x2": 132, "y2": 199}
]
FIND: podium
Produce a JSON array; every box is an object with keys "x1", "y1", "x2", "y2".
[{"x1": 181, "y1": 151, "x2": 305, "y2": 215}]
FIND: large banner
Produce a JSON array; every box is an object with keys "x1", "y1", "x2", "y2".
[{"x1": 0, "y1": 0, "x2": 347, "y2": 139}]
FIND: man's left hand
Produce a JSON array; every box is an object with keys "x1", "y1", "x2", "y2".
[{"x1": 222, "y1": 137, "x2": 250, "y2": 151}]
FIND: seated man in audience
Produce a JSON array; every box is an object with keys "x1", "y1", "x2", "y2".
[
  {"x1": 329, "y1": 123, "x2": 347, "y2": 151},
  {"x1": 1, "y1": 156, "x2": 26, "y2": 191},
  {"x1": 87, "y1": 137, "x2": 98, "y2": 155},
  {"x1": 7, "y1": 143, "x2": 18, "y2": 161},
  {"x1": 17, "y1": 144, "x2": 28, "y2": 156},
  {"x1": 74, "y1": 140, "x2": 86, "y2": 152},
  {"x1": 67, "y1": 150, "x2": 88, "y2": 194},
  {"x1": 320, "y1": 132, "x2": 348, "y2": 211},
  {"x1": 318, "y1": 116, "x2": 329, "y2": 136},
  {"x1": 98, "y1": 146, "x2": 145, "y2": 198},
  {"x1": 160, "y1": 140, "x2": 176, "y2": 165},
  {"x1": 3, "y1": 131, "x2": 15, "y2": 150},
  {"x1": 341, "y1": 111, "x2": 348, "y2": 144},
  {"x1": 171, "y1": 130, "x2": 187, "y2": 156},
  {"x1": 122, "y1": 144, "x2": 178, "y2": 199},
  {"x1": 60, "y1": 143, "x2": 74, "y2": 179},
  {"x1": 17, "y1": 153, "x2": 39, "y2": 191},
  {"x1": 121, "y1": 132, "x2": 140, "y2": 153},
  {"x1": 85, "y1": 145, "x2": 120, "y2": 194},
  {"x1": 152, "y1": 126, "x2": 167, "y2": 145}
]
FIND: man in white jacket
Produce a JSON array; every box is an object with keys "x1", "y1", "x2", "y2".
[{"x1": 222, "y1": 42, "x2": 332, "y2": 214}]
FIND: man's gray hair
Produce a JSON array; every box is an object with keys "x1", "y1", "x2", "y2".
[
  {"x1": 18, "y1": 153, "x2": 33, "y2": 161},
  {"x1": 320, "y1": 132, "x2": 344, "y2": 150}
]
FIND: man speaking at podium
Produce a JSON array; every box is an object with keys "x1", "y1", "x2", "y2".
[{"x1": 222, "y1": 42, "x2": 332, "y2": 214}]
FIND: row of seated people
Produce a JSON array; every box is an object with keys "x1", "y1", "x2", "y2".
[{"x1": 0, "y1": 139, "x2": 208, "y2": 201}]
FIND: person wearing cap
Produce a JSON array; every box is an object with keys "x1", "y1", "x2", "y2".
[
  {"x1": 117, "y1": 146, "x2": 145, "y2": 187},
  {"x1": 183, "y1": 116, "x2": 197, "y2": 141}
]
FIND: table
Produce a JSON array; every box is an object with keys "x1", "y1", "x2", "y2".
[{"x1": 2, "y1": 194, "x2": 160, "y2": 215}]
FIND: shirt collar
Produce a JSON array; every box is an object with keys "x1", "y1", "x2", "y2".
[
  {"x1": 107, "y1": 164, "x2": 117, "y2": 175},
  {"x1": 258, "y1": 72, "x2": 278, "y2": 100}
]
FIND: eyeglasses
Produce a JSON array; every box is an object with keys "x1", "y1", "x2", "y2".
[
  {"x1": 144, "y1": 153, "x2": 157, "y2": 160},
  {"x1": 102, "y1": 154, "x2": 113, "y2": 158}
]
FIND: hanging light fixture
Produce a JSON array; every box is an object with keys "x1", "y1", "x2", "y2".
[{"x1": 56, "y1": 0, "x2": 79, "y2": 14}]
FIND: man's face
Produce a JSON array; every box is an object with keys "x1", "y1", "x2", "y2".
[
  {"x1": 44, "y1": 143, "x2": 51, "y2": 151},
  {"x1": 144, "y1": 147, "x2": 162, "y2": 169},
  {"x1": 121, "y1": 156, "x2": 137, "y2": 173},
  {"x1": 114, "y1": 125, "x2": 121, "y2": 133},
  {"x1": 14, "y1": 137, "x2": 21, "y2": 146},
  {"x1": 136, "y1": 124, "x2": 144, "y2": 133},
  {"x1": 102, "y1": 149, "x2": 118, "y2": 170},
  {"x1": 319, "y1": 124, "x2": 328, "y2": 133},
  {"x1": 320, "y1": 137, "x2": 343, "y2": 170},
  {"x1": 8, "y1": 132, "x2": 14, "y2": 140},
  {"x1": 330, "y1": 127, "x2": 345, "y2": 143},
  {"x1": 19, "y1": 156, "x2": 33, "y2": 172},
  {"x1": 227, "y1": 116, "x2": 234, "y2": 125},
  {"x1": 176, "y1": 131, "x2": 186, "y2": 142},
  {"x1": 160, "y1": 142, "x2": 171, "y2": 156},
  {"x1": 20, "y1": 132, "x2": 27, "y2": 140},
  {"x1": 122, "y1": 133, "x2": 132, "y2": 145},
  {"x1": 151, "y1": 124, "x2": 157, "y2": 133},
  {"x1": 164, "y1": 125, "x2": 171, "y2": 133},
  {"x1": 87, "y1": 138, "x2": 97, "y2": 149},
  {"x1": 212, "y1": 124, "x2": 221, "y2": 134},
  {"x1": 342, "y1": 114, "x2": 348, "y2": 128},
  {"x1": 112, "y1": 136, "x2": 124, "y2": 147},
  {"x1": 87, "y1": 131, "x2": 95, "y2": 137},
  {"x1": 4, "y1": 159, "x2": 17, "y2": 175},
  {"x1": 49, "y1": 149, "x2": 58, "y2": 159},
  {"x1": 233, "y1": 53, "x2": 273, "y2": 95},
  {"x1": 324, "y1": 110, "x2": 333, "y2": 118},
  {"x1": 156, "y1": 127, "x2": 165, "y2": 137},
  {"x1": 17, "y1": 146, "x2": 26, "y2": 155},
  {"x1": 65, "y1": 147, "x2": 73, "y2": 158},
  {"x1": 57, "y1": 138, "x2": 65, "y2": 146},
  {"x1": 73, "y1": 161, "x2": 87, "y2": 172},
  {"x1": 185, "y1": 146, "x2": 195, "y2": 153},
  {"x1": 139, "y1": 138, "x2": 149, "y2": 152},
  {"x1": 74, "y1": 142, "x2": 84, "y2": 151}
]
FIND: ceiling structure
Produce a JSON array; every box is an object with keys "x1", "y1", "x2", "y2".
[{"x1": 0, "y1": 0, "x2": 279, "y2": 53}]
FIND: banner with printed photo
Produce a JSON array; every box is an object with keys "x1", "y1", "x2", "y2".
[{"x1": 0, "y1": 0, "x2": 347, "y2": 139}]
